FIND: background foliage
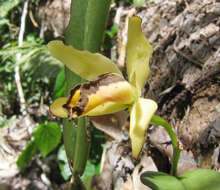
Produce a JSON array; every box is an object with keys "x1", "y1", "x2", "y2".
[{"x1": 0, "y1": 0, "x2": 107, "y2": 184}]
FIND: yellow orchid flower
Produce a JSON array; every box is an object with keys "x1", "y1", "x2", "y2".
[{"x1": 48, "y1": 17, "x2": 157, "y2": 159}]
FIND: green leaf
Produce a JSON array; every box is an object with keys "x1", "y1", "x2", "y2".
[
  {"x1": 17, "y1": 140, "x2": 37, "y2": 172},
  {"x1": 53, "y1": 67, "x2": 67, "y2": 99},
  {"x1": 141, "y1": 171, "x2": 186, "y2": 190},
  {"x1": 81, "y1": 160, "x2": 97, "y2": 181},
  {"x1": 150, "y1": 115, "x2": 181, "y2": 176},
  {"x1": 81, "y1": 161, "x2": 100, "y2": 190},
  {"x1": 0, "y1": 18, "x2": 9, "y2": 26},
  {"x1": 57, "y1": 144, "x2": 72, "y2": 180},
  {"x1": 179, "y1": 169, "x2": 220, "y2": 190},
  {"x1": 106, "y1": 23, "x2": 118, "y2": 38},
  {"x1": 33, "y1": 122, "x2": 62, "y2": 157},
  {"x1": 73, "y1": 118, "x2": 91, "y2": 176},
  {"x1": 62, "y1": 0, "x2": 112, "y2": 184},
  {"x1": 0, "y1": 0, "x2": 23, "y2": 18},
  {"x1": 150, "y1": 115, "x2": 178, "y2": 147},
  {"x1": 141, "y1": 169, "x2": 220, "y2": 190},
  {"x1": 62, "y1": 119, "x2": 78, "y2": 164},
  {"x1": 65, "y1": 0, "x2": 111, "y2": 52}
]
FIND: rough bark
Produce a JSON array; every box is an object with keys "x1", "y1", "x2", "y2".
[
  {"x1": 99, "y1": 0, "x2": 220, "y2": 189},
  {"x1": 139, "y1": 0, "x2": 220, "y2": 165}
]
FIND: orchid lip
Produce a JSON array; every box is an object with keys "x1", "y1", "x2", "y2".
[{"x1": 57, "y1": 73, "x2": 135, "y2": 119}]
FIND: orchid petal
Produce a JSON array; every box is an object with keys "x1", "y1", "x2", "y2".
[
  {"x1": 50, "y1": 97, "x2": 68, "y2": 118},
  {"x1": 126, "y1": 17, "x2": 153, "y2": 96},
  {"x1": 130, "y1": 98, "x2": 157, "y2": 158},
  {"x1": 48, "y1": 41, "x2": 122, "y2": 80},
  {"x1": 63, "y1": 73, "x2": 135, "y2": 119}
]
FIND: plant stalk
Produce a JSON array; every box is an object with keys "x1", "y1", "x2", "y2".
[{"x1": 63, "y1": 0, "x2": 111, "y2": 189}]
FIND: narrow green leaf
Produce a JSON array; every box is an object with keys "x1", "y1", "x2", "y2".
[
  {"x1": 0, "y1": 18, "x2": 9, "y2": 26},
  {"x1": 81, "y1": 161, "x2": 101, "y2": 190},
  {"x1": 65, "y1": 0, "x2": 111, "y2": 52},
  {"x1": 65, "y1": 0, "x2": 88, "y2": 50},
  {"x1": 151, "y1": 115, "x2": 177, "y2": 147},
  {"x1": 53, "y1": 67, "x2": 66, "y2": 99},
  {"x1": 33, "y1": 122, "x2": 62, "y2": 157},
  {"x1": 141, "y1": 171, "x2": 186, "y2": 190},
  {"x1": 106, "y1": 23, "x2": 118, "y2": 38},
  {"x1": 179, "y1": 169, "x2": 220, "y2": 190},
  {"x1": 150, "y1": 115, "x2": 181, "y2": 176},
  {"x1": 63, "y1": 119, "x2": 77, "y2": 166},
  {"x1": 0, "y1": 0, "x2": 24, "y2": 18},
  {"x1": 57, "y1": 144, "x2": 72, "y2": 180},
  {"x1": 17, "y1": 140, "x2": 37, "y2": 171},
  {"x1": 63, "y1": 0, "x2": 111, "y2": 184},
  {"x1": 80, "y1": 160, "x2": 97, "y2": 182},
  {"x1": 73, "y1": 118, "x2": 91, "y2": 176},
  {"x1": 84, "y1": 0, "x2": 112, "y2": 52}
]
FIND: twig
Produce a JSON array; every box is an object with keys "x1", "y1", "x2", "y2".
[
  {"x1": 29, "y1": 10, "x2": 39, "y2": 27},
  {"x1": 110, "y1": 2, "x2": 124, "y2": 62},
  {"x1": 113, "y1": 1, "x2": 124, "y2": 24},
  {"x1": 18, "y1": 1, "x2": 29, "y2": 48},
  {"x1": 111, "y1": 1, "x2": 124, "y2": 62},
  {"x1": 15, "y1": 0, "x2": 33, "y2": 134},
  {"x1": 15, "y1": 0, "x2": 28, "y2": 113}
]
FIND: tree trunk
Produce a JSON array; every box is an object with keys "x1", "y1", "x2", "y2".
[{"x1": 97, "y1": 0, "x2": 220, "y2": 189}]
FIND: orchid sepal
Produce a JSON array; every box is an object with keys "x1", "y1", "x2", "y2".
[
  {"x1": 126, "y1": 17, "x2": 153, "y2": 96},
  {"x1": 48, "y1": 41, "x2": 122, "y2": 81},
  {"x1": 50, "y1": 97, "x2": 69, "y2": 118}
]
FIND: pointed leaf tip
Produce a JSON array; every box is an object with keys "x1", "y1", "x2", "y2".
[
  {"x1": 141, "y1": 171, "x2": 185, "y2": 190},
  {"x1": 179, "y1": 169, "x2": 220, "y2": 190}
]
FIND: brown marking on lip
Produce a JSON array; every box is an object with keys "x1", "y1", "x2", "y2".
[
  {"x1": 63, "y1": 85, "x2": 81, "y2": 118},
  {"x1": 63, "y1": 73, "x2": 125, "y2": 119}
]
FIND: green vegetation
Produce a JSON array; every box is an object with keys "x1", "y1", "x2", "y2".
[
  {"x1": 141, "y1": 169, "x2": 220, "y2": 190},
  {"x1": 17, "y1": 122, "x2": 62, "y2": 170}
]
